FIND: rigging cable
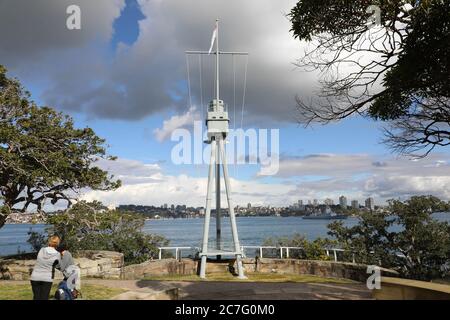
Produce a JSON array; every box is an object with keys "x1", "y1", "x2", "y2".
[
  {"x1": 233, "y1": 54, "x2": 237, "y2": 178},
  {"x1": 199, "y1": 54, "x2": 204, "y2": 118},
  {"x1": 236, "y1": 55, "x2": 249, "y2": 180},
  {"x1": 186, "y1": 54, "x2": 193, "y2": 111},
  {"x1": 241, "y1": 55, "x2": 248, "y2": 131}
]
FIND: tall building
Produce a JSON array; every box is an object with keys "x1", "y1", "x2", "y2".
[
  {"x1": 298, "y1": 200, "x2": 303, "y2": 206},
  {"x1": 351, "y1": 200, "x2": 359, "y2": 209},
  {"x1": 307, "y1": 200, "x2": 312, "y2": 205},
  {"x1": 247, "y1": 203, "x2": 252, "y2": 209},
  {"x1": 365, "y1": 197, "x2": 375, "y2": 211},
  {"x1": 313, "y1": 199, "x2": 319, "y2": 207},
  {"x1": 339, "y1": 196, "x2": 347, "y2": 209},
  {"x1": 324, "y1": 198, "x2": 334, "y2": 206}
]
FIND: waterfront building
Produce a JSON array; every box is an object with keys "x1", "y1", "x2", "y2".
[
  {"x1": 351, "y1": 200, "x2": 359, "y2": 209},
  {"x1": 339, "y1": 196, "x2": 347, "y2": 209},
  {"x1": 365, "y1": 197, "x2": 375, "y2": 210}
]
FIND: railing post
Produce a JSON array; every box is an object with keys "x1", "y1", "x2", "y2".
[
  {"x1": 280, "y1": 247, "x2": 283, "y2": 259},
  {"x1": 158, "y1": 248, "x2": 162, "y2": 260},
  {"x1": 175, "y1": 248, "x2": 179, "y2": 260},
  {"x1": 260, "y1": 247, "x2": 263, "y2": 259},
  {"x1": 333, "y1": 250, "x2": 337, "y2": 262},
  {"x1": 326, "y1": 249, "x2": 329, "y2": 257},
  {"x1": 352, "y1": 253, "x2": 355, "y2": 263},
  {"x1": 286, "y1": 248, "x2": 290, "y2": 259}
]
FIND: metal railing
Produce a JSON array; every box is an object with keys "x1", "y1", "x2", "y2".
[
  {"x1": 158, "y1": 246, "x2": 200, "y2": 260},
  {"x1": 157, "y1": 245, "x2": 355, "y2": 263}
]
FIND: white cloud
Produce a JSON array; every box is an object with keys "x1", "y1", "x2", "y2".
[
  {"x1": 0, "y1": 0, "x2": 313, "y2": 123},
  {"x1": 153, "y1": 107, "x2": 199, "y2": 142},
  {"x1": 81, "y1": 153, "x2": 450, "y2": 208}
]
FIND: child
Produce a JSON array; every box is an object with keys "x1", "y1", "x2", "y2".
[{"x1": 56, "y1": 245, "x2": 81, "y2": 299}]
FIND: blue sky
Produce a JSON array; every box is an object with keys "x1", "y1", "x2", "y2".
[
  {"x1": 68, "y1": 0, "x2": 387, "y2": 176},
  {"x1": 1, "y1": 0, "x2": 449, "y2": 207}
]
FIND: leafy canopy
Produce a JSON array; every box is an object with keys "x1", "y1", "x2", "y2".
[
  {"x1": 290, "y1": 0, "x2": 450, "y2": 157},
  {"x1": 328, "y1": 196, "x2": 450, "y2": 280},
  {"x1": 0, "y1": 65, "x2": 120, "y2": 227}
]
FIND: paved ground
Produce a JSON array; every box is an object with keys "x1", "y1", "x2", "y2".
[
  {"x1": 3, "y1": 279, "x2": 372, "y2": 300},
  {"x1": 83, "y1": 279, "x2": 372, "y2": 300}
]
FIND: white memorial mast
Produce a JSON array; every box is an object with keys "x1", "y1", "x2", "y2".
[{"x1": 186, "y1": 19, "x2": 247, "y2": 279}]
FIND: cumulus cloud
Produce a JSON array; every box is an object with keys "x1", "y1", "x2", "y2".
[
  {"x1": 153, "y1": 107, "x2": 200, "y2": 142},
  {"x1": 0, "y1": 0, "x2": 312, "y2": 123},
  {"x1": 0, "y1": 0, "x2": 125, "y2": 62},
  {"x1": 81, "y1": 153, "x2": 450, "y2": 208},
  {"x1": 261, "y1": 153, "x2": 450, "y2": 202},
  {"x1": 83, "y1": 158, "x2": 297, "y2": 207}
]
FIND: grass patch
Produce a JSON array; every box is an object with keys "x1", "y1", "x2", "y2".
[
  {"x1": 143, "y1": 272, "x2": 356, "y2": 284},
  {"x1": 0, "y1": 283, "x2": 126, "y2": 300}
]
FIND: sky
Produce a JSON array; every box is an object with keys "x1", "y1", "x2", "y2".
[{"x1": 0, "y1": 0, "x2": 449, "y2": 208}]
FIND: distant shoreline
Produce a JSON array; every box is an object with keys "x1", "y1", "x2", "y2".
[{"x1": 5, "y1": 212, "x2": 450, "y2": 225}]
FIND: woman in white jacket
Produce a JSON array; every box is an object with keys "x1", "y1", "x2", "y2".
[{"x1": 30, "y1": 235, "x2": 61, "y2": 300}]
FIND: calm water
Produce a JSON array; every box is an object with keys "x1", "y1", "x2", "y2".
[{"x1": 1, "y1": 214, "x2": 449, "y2": 257}]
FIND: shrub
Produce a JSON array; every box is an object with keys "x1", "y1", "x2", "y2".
[{"x1": 28, "y1": 201, "x2": 169, "y2": 265}]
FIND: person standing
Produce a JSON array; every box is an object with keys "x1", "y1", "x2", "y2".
[{"x1": 30, "y1": 235, "x2": 61, "y2": 300}]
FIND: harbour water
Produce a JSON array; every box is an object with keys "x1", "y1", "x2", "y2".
[{"x1": 1, "y1": 213, "x2": 449, "y2": 257}]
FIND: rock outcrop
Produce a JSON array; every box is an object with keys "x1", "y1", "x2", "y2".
[{"x1": 0, "y1": 250, "x2": 124, "y2": 280}]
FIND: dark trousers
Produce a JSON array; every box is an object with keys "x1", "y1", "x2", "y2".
[{"x1": 30, "y1": 280, "x2": 53, "y2": 300}]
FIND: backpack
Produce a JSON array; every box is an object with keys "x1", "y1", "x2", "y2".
[{"x1": 54, "y1": 280, "x2": 80, "y2": 300}]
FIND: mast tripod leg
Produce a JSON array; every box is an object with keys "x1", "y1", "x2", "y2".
[
  {"x1": 219, "y1": 139, "x2": 246, "y2": 279},
  {"x1": 216, "y1": 137, "x2": 221, "y2": 260},
  {"x1": 200, "y1": 139, "x2": 217, "y2": 278}
]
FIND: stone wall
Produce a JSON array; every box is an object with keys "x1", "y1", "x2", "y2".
[
  {"x1": 121, "y1": 257, "x2": 398, "y2": 281},
  {"x1": 243, "y1": 258, "x2": 399, "y2": 282},
  {"x1": 1, "y1": 252, "x2": 398, "y2": 282},
  {"x1": 122, "y1": 259, "x2": 197, "y2": 280},
  {"x1": 0, "y1": 250, "x2": 124, "y2": 280},
  {"x1": 373, "y1": 277, "x2": 450, "y2": 300}
]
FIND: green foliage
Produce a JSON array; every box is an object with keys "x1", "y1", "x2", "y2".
[
  {"x1": 28, "y1": 201, "x2": 169, "y2": 265},
  {"x1": 328, "y1": 196, "x2": 450, "y2": 280},
  {"x1": 370, "y1": 1, "x2": 450, "y2": 120},
  {"x1": 290, "y1": 0, "x2": 376, "y2": 41},
  {"x1": 289, "y1": 1, "x2": 450, "y2": 157},
  {"x1": 263, "y1": 233, "x2": 337, "y2": 261},
  {"x1": 0, "y1": 65, "x2": 121, "y2": 228}
]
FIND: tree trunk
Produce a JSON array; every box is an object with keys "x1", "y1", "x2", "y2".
[
  {"x1": 0, "y1": 214, "x2": 6, "y2": 229},
  {"x1": 0, "y1": 200, "x2": 13, "y2": 229}
]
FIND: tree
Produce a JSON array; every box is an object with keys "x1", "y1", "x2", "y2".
[
  {"x1": 0, "y1": 65, "x2": 121, "y2": 228},
  {"x1": 28, "y1": 201, "x2": 169, "y2": 265},
  {"x1": 328, "y1": 196, "x2": 450, "y2": 280},
  {"x1": 289, "y1": 0, "x2": 450, "y2": 157}
]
